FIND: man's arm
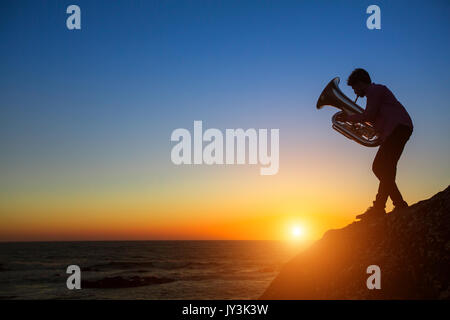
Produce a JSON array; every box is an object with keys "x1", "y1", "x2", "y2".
[{"x1": 346, "y1": 88, "x2": 381, "y2": 123}]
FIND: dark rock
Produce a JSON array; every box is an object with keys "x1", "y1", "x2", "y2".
[{"x1": 260, "y1": 186, "x2": 450, "y2": 300}]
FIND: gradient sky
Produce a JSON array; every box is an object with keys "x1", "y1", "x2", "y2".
[{"x1": 1, "y1": 0, "x2": 449, "y2": 242}]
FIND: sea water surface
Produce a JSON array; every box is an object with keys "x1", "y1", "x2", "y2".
[{"x1": 0, "y1": 241, "x2": 304, "y2": 299}]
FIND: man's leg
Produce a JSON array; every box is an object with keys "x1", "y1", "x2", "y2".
[
  {"x1": 372, "y1": 144, "x2": 390, "y2": 210},
  {"x1": 355, "y1": 148, "x2": 388, "y2": 219},
  {"x1": 375, "y1": 158, "x2": 397, "y2": 209},
  {"x1": 390, "y1": 181, "x2": 408, "y2": 208},
  {"x1": 373, "y1": 125, "x2": 412, "y2": 209},
  {"x1": 387, "y1": 126, "x2": 412, "y2": 207}
]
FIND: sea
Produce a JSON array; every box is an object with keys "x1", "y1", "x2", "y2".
[{"x1": 0, "y1": 241, "x2": 305, "y2": 300}]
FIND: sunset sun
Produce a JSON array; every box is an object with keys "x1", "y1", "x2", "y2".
[{"x1": 291, "y1": 225, "x2": 305, "y2": 239}]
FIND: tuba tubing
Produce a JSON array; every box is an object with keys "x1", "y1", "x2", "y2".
[{"x1": 317, "y1": 77, "x2": 381, "y2": 147}]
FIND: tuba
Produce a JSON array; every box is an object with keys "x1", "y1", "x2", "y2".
[{"x1": 316, "y1": 77, "x2": 381, "y2": 147}]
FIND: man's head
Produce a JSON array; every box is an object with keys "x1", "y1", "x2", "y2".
[{"x1": 347, "y1": 68, "x2": 372, "y2": 97}]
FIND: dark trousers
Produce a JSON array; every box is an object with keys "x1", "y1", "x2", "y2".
[{"x1": 372, "y1": 124, "x2": 412, "y2": 209}]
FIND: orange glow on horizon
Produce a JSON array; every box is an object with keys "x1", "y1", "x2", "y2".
[
  {"x1": 0, "y1": 142, "x2": 444, "y2": 242},
  {"x1": 0, "y1": 205, "x2": 351, "y2": 243}
]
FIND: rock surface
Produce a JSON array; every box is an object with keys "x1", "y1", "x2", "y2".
[{"x1": 260, "y1": 186, "x2": 450, "y2": 299}]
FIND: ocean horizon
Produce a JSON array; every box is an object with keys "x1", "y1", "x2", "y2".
[{"x1": 0, "y1": 240, "x2": 305, "y2": 299}]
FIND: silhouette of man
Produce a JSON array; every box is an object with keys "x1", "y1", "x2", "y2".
[{"x1": 341, "y1": 69, "x2": 413, "y2": 220}]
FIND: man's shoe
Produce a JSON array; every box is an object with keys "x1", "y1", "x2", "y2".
[
  {"x1": 356, "y1": 206, "x2": 386, "y2": 220},
  {"x1": 391, "y1": 202, "x2": 409, "y2": 214}
]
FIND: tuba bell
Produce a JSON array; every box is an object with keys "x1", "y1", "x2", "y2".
[{"x1": 316, "y1": 77, "x2": 381, "y2": 147}]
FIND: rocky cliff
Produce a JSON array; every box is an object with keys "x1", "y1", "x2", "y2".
[{"x1": 260, "y1": 186, "x2": 450, "y2": 299}]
